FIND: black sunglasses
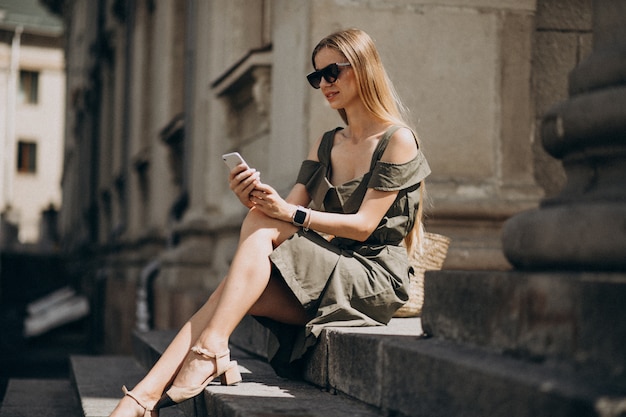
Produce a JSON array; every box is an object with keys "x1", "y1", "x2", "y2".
[{"x1": 306, "y1": 62, "x2": 351, "y2": 89}]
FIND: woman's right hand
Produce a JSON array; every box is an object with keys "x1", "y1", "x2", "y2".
[{"x1": 228, "y1": 164, "x2": 262, "y2": 209}]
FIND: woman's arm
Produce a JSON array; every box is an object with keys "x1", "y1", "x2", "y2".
[
  {"x1": 251, "y1": 181, "x2": 398, "y2": 241},
  {"x1": 251, "y1": 128, "x2": 418, "y2": 241},
  {"x1": 299, "y1": 188, "x2": 400, "y2": 241}
]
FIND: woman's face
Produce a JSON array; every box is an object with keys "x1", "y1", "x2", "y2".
[{"x1": 312, "y1": 47, "x2": 358, "y2": 110}]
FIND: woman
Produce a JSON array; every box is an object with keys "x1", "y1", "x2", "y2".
[{"x1": 110, "y1": 28, "x2": 430, "y2": 417}]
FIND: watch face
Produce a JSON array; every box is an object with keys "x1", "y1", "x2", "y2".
[{"x1": 294, "y1": 209, "x2": 307, "y2": 226}]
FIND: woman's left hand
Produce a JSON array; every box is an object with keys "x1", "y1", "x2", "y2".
[{"x1": 249, "y1": 183, "x2": 292, "y2": 222}]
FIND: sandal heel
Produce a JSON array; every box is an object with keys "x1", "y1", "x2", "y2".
[
  {"x1": 220, "y1": 361, "x2": 242, "y2": 386},
  {"x1": 156, "y1": 348, "x2": 240, "y2": 409}
]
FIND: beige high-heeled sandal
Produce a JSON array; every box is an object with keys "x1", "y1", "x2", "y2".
[
  {"x1": 122, "y1": 386, "x2": 154, "y2": 416},
  {"x1": 155, "y1": 347, "x2": 241, "y2": 409}
]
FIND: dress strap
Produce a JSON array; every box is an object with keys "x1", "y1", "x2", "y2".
[{"x1": 317, "y1": 127, "x2": 343, "y2": 166}]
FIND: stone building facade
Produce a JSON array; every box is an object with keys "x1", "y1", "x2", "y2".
[
  {"x1": 47, "y1": 0, "x2": 592, "y2": 353},
  {"x1": 0, "y1": 0, "x2": 65, "y2": 244}
]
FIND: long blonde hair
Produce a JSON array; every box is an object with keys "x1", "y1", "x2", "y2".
[{"x1": 312, "y1": 29, "x2": 426, "y2": 254}]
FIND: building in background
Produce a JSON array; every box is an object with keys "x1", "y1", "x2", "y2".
[
  {"x1": 0, "y1": 0, "x2": 65, "y2": 245},
  {"x1": 44, "y1": 0, "x2": 591, "y2": 353}
]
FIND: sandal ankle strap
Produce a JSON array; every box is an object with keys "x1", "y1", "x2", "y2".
[
  {"x1": 122, "y1": 385, "x2": 153, "y2": 412},
  {"x1": 190, "y1": 346, "x2": 232, "y2": 375},
  {"x1": 190, "y1": 346, "x2": 230, "y2": 359}
]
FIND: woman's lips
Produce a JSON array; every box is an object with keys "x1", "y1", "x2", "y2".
[{"x1": 325, "y1": 91, "x2": 338, "y2": 100}]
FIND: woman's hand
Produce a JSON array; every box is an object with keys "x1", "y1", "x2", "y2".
[
  {"x1": 249, "y1": 183, "x2": 294, "y2": 223},
  {"x1": 229, "y1": 164, "x2": 262, "y2": 209}
]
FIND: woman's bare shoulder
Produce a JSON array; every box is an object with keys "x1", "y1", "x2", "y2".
[{"x1": 381, "y1": 127, "x2": 418, "y2": 164}]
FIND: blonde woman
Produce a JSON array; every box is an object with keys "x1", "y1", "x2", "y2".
[{"x1": 110, "y1": 28, "x2": 430, "y2": 417}]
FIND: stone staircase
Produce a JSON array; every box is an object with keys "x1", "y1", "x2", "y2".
[
  {"x1": 67, "y1": 318, "x2": 419, "y2": 417},
  {"x1": 2, "y1": 270, "x2": 624, "y2": 417},
  {"x1": 0, "y1": 379, "x2": 81, "y2": 417}
]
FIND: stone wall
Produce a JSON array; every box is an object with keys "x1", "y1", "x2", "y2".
[
  {"x1": 533, "y1": 0, "x2": 593, "y2": 197},
  {"x1": 56, "y1": 0, "x2": 594, "y2": 353}
]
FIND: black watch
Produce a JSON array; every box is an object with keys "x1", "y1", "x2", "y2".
[{"x1": 292, "y1": 206, "x2": 307, "y2": 227}]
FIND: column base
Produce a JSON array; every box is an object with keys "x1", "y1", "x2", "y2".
[{"x1": 502, "y1": 201, "x2": 626, "y2": 270}]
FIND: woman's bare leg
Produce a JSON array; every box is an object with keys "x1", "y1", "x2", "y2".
[
  {"x1": 169, "y1": 209, "x2": 307, "y2": 389},
  {"x1": 110, "y1": 209, "x2": 307, "y2": 415},
  {"x1": 249, "y1": 271, "x2": 310, "y2": 324},
  {"x1": 108, "y1": 281, "x2": 227, "y2": 416}
]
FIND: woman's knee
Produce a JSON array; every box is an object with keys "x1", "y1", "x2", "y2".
[
  {"x1": 241, "y1": 208, "x2": 272, "y2": 234},
  {"x1": 240, "y1": 208, "x2": 293, "y2": 245}
]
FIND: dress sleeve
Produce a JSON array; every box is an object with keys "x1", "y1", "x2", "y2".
[
  {"x1": 296, "y1": 160, "x2": 321, "y2": 186},
  {"x1": 294, "y1": 128, "x2": 339, "y2": 205},
  {"x1": 296, "y1": 160, "x2": 329, "y2": 203},
  {"x1": 367, "y1": 150, "x2": 431, "y2": 191}
]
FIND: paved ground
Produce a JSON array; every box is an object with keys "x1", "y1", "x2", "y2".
[
  {"x1": 0, "y1": 379, "x2": 82, "y2": 417},
  {"x1": 0, "y1": 317, "x2": 91, "y2": 404}
]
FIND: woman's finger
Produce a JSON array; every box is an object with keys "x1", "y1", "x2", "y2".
[
  {"x1": 229, "y1": 163, "x2": 248, "y2": 177},
  {"x1": 230, "y1": 168, "x2": 256, "y2": 185},
  {"x1": 254, "y1": 182, "x2": 274, "y2": 194},
  {"x1": 232, "y1": 172, "x2": 258, "y2": 196},
  {"x1": 248, "y1": 189, "x2": 259, "y2": 201}
]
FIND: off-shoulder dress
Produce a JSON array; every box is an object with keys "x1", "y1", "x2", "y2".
[{"x1": 257, "y1": 125, "x2": 431, "y2": 377}]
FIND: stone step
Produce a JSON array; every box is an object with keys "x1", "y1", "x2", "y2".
[
  {"x1": 70, "y1": 355, "x2": 185, "y2": 417},
  {"x1": 132, "y1": 331, "x2": 381, "y2": 417},
  {"x1": 421, "y1": 270, "x2": 626, "y2": 383},
  {"x1": 219, "y1": 315, "x2": 624, "y2": 416},
  {"x1": 382, "y1": 337, "x2": 624, "y2": 417},
  {"x1": 129, "y1": 310, "x2": 626, "y2": 417},
  {"x1": 0, "y1": 378, "x2": 82, "y2": 417}
]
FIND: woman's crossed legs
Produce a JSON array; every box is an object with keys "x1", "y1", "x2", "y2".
[{"x1": 109, "y1": 209, "x2": 309, "y2": 417}]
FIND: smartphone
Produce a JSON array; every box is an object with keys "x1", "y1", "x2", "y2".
[{"x1": 222, "y1": 152, "x2": 248, "y2": 170}]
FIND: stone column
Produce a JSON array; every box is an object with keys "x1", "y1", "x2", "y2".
[
  {"x1": 422, "y1": 0, "x2": 626, "y2": 386},
  {"x1": 502, "y1": 0, "x2": 626, "y2": 270}
]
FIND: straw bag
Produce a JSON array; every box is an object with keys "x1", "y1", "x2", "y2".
[{"x1": 393, "y1": 232, "x2": 451, "y2": 318}]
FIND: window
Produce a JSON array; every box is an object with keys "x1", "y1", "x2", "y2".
[
  {"x1": 17, "y1": 141, "x2": 37, "y2": 174},
  {"x1": 19, "y1": 70, "x2": 39, "y2": 104}
]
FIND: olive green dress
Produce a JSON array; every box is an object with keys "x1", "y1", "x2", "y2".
[{"x1": 258, "y1": 125, "x2": 431, "y2": 377}]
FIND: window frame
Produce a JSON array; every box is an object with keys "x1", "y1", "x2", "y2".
[
  {"x1": 16, "y1": 140, "x2": 38, "y2": 174},
  {"x1": 18, "y1": 69, "x2": 40, "y2": 105}
]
